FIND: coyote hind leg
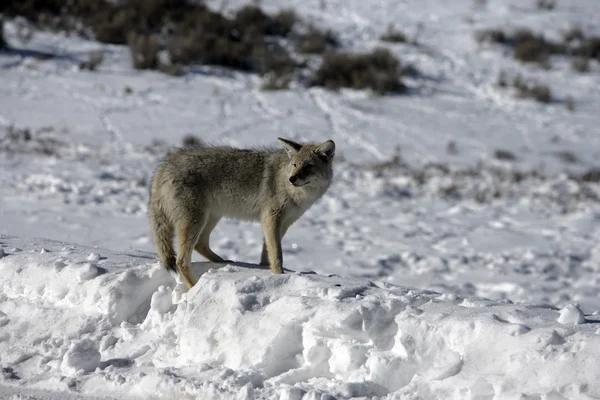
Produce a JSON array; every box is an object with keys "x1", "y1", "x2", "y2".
[
  {"x1": 194, "y1": 214, "x2": 225, "y2": 262},
  {"x1": 177, "y1": 221, "x2": 203, "y2": 289}
]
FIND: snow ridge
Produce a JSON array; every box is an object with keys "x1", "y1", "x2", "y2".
[{"x1": 1, "y1": 235, "x2": 599, "y2": 399}]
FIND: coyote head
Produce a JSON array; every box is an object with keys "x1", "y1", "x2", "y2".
[{"x1": 278, "y1": 137, "x2": 335, "y2": 188}]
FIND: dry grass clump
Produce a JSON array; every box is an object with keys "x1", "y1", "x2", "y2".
[
  {"x1": 308, "y1": 48, "x2": 407, "y2": 95},
  {"x1": 477, "y1": 25, "x2": 600, "y2": 73},
  {"x1": 497, "y1": 71, "x2": 553, "y2": 103},
  {"x1": 476, "y1": 28, "x2": 565, "y2": 65},
  {"x1": 512, "y1": 74, "x2": 552, "y2": 103},
  {"x1": 0, "y1": 125, "x2": 64, "y2": 156}
]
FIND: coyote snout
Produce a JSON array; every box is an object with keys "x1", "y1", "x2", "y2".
[{"x1": 148, "y1": 137, "x2": 335, "y2": 288}]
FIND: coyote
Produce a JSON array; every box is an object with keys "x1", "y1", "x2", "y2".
[{"x1": 148, "y1": 138, "x2": 335, "y2": 288}]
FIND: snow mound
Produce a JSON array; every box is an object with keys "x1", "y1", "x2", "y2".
[
  {"x1": 0, "y1": 236, "x2": 171, "y2": 324},
  {"x1": 179, "y1": 267, "x2": 600, "y2": 398},
  {"x1": 61, "y1": 339, "x2": 101, "y2": 376},
  {"x1": 558, "y1": 304, "x2": 586, "y2": 325},
  {"x1": 1, "y1": 235, "x2": 600, "y2": 399}
]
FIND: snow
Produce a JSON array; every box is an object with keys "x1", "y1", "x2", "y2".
[
  {"x1": 1, "y1": 0, "x2": 600, "y2": 397},
  {"x1": 1, "y1": 235, "x2": 600, "y2": 399},
  {"x1": 557, "y1": 304, "x2": 586, "y2": 325},
  {"x1": 61, "y1": 339, "x2": 102, "y2": 376}
]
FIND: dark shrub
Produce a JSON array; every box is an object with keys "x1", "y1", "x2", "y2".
[
  {"x1": 3, "y1": 1, "x2": 425, "y2": 95},
  {"x1": 447, "y1": 141, "x2": 458, "y2": 155},
  {"x1": 0, "y1": 18, "x2": 5, "y2": 48},
  {"x1": 555, "y1": 151, "x2": 577, "y2": 163},
  {"x1": 536, "y1": 0, "x2": 556, "y2": 10},
  {"x1": 182, "y1": 134, "x2": 203, "y2": 148},
  {"x1": 476, "y1": 28, "x2": 565, "y2": 65},
  {"x1": 512, "y1": 74, "x2": 552, "y2": 103},
  {"x1": 497, "y1": 70, "x2": 508, "y2": 87},
  {"x1": 400, "y1": 64, "x2": 419, "y2": 77},
  {"x1": 565, "y1": 95, "x2": 575, "y2": 112},
  {"x1": 1, "y1": 125, "x2": 64, "y2": 157},
  {"x1": 494, "y1": 149, "x2": 517, "y2": 161},
  {"x1": 580, "y1": 169, "x2": 600, "y2": 183},
  {"x1": 168, "y1": 31, "x2": 253, "y2": 71},
  {"x1": 309, "y1": 48, "x2": 407, "y2": 94},
  {"x1": 512, "y1": 74, "x2": 527, "y2": 91},
  {"x1": 295, "y1": 25, "x2": 338, "y2": 54},
  {"x1": 234, "y1": 6, "x2": 276, "y2": 36},
  {"x1": 0, "y1": 0, "x2": 62, "y2": 21},
  {"x1": 163, "y1": 5, "x2": 300, "y2": 75},
  {"x1": 80, "y1": 0, "x2": 190, "y2": 45},
  {"x1": 571, "y1": 57, "x2": 589, "y2": 72},
  {"x1": 511, "y1": 29, "x2": 562, "y2": 64},
  {"x1": 233, "y1": 6, "x2": 296, "y2": 37},
  {"x1": 475, "y1": 28, "x2": 507, "y2": 44},
  {"x1": 271, "y1": 10, "x2": 298, "y2": 37},
  {"x1": 261, "y1": 73, "x2": 292, "y2": 90},
  {"x1": 3, "y1": 0, "x2": 301, "y2": 78},
  {"x1": 513, "y1": 36, "x2": 547, "y2": 63},
  {"x1": 128, "y1": 32, "x2": 158, "y2": 70},
  {"x1": 251, "y1": 41, "x2": 297, "y2": 76},
  {"x1": 501, "y1": 72, "x2": 552, "y2": 103},
  {"x1": 380, "y1": 24, "x2": 407, "y2": 43},
  {"x1": 564, "y1": 26, "x2": 584, "y2": 42},
  {"x1": 529, "y1": 83, "x2": 552, "y2": 103},
  {"x1": 93, "y1": 9, "x2": 131, "y2": 44},
  {"x1": 574, "y1": 36, "x2": 600, "y2": 61},
  {"x1": 369, "y1": 147, "x2": 405, "y2": 172}
]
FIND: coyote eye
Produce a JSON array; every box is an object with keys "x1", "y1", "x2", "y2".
[{"x1": 293, "y1": 163, "x2": 297, "y2": 168}]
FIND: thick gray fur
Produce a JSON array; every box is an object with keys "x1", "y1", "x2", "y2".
[{"x1": 148, "y1": 138, "x2": 335, "y2": 288}]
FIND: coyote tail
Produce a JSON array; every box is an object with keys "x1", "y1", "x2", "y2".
[{"x1": 149, "y1": 204, "x2": 177, "y2": 273}]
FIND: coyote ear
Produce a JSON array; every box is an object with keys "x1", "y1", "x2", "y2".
[
  {"x1": 277, "y1": 137, "x2": 302, "y2": 158},
  {"x1": 315, "y1": 140, "x2": 335, "y2": 161}
]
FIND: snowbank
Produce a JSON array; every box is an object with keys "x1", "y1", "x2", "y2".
[{"x1": 1, "y1": 235, "x2": 599, "y2": 399}]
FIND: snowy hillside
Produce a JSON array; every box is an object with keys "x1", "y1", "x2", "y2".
[
  {"x1": 1, "y1": 235, "x2": 599, "y2": 399},
  {"x1": 2, "y1": 0, "x2": 600, "y2": 398}
]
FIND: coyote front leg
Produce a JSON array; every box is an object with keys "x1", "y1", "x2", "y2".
[
  {"x1": 261, "y1": 212, "x2": 285, "y2": 274},
  {"x1": 260, "y1": 222, "x2": 290, "y2": 268}
]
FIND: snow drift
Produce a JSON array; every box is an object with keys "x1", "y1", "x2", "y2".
[{"x1": 0, "y1": 234, "x2": 599, "y2": 399}]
